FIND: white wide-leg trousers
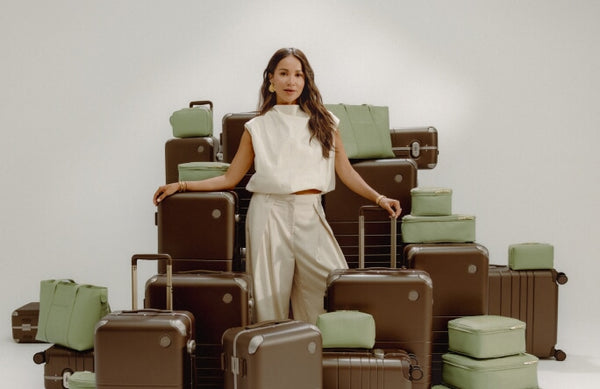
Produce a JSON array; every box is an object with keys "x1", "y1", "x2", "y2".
[{"x1": 245, "y1": 193, "x2": 348, "y2": 324}]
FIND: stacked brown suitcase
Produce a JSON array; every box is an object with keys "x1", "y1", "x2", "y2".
[{"x1": 33, "y1": 345, "x2": 94, "y2": 389}]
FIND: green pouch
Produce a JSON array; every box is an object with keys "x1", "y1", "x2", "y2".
[
  {"x1": 325, "y1": 104, "x2": 395, "y2": 159},
  {"x1": 36, "y1": 280, "x2": 110, "y2": 351},
  {"x1": 509, "y1": 243, "x2": 554, "y2": 270},
  {"x1": 178, "y1": 161, "x2": 230, "y2": 181},
  {"x1": 316, "y1": 310, "x2": 376, "y2": 348},
  {"x1": 170, "y1": 100, "x2": 214, "y2": 138},
  {"x1": 442, "y1": 352, "x2": 539, "y2": 389},
  {"x1": 68, "y1": 371, "x2": 96, "y2": 389},
  {"x1": 448, "y1": 315, "x2": 526, "y2": 359},
  {"x1": 401, "y1": 214, "x2": 475, "y2": 243},
  {"x1": 410, "y1": 187, "x2": 453, "y2": 216}
]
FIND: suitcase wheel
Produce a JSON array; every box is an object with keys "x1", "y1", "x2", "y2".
[
  {"x1": 556, "y1": 272, "x2": 568, "y2": 285},
  {"x1": 553, "y1": 348, "x2": 567, "y2": 361},
  {"x1": 32, "y1": 351, "x2": 46, "y2": 365}
]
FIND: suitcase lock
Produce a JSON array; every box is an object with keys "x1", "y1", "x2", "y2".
[{"x1": 410, "y1": 141, "x2": 421, "y2": 158}]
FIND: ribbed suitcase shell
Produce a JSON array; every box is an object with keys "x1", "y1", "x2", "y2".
[
  {"x1": 322, "y1": 349, "x2": 419, "y2": 389},
  {"x1": 165, "y1": 136, "x2": 219, "y2": 184},
  {"x1": 405, "y1": 243, "x2": 489, "y2": 385},
  {"x1": 390, "y1": 127, "x2": 438, "y2": 169},
  {"x1": 33, "y1": 345, "x2": 94, "y2": 389},
  {"x1": 145, "y1": 271, "x2": 253, "y2": 388},
  {"x1": 12, "y1": 302, "x2": 44, "y2": 343},
  {"x1": 222, "y1": 320, "x2": 322, "y2": 389},
  {"x1": 487, "y1": 264, "x2": 567, "y2": 360},
  {"x1": 156, "y1": 191, "x2": 240, "y2": 272}
]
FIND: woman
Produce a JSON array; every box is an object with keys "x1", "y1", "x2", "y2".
[{"x1": 153, "y1": 48, "x2": 402, "y2": 324}]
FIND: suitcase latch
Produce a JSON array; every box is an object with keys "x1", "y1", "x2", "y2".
[{"x1": 410, "y1": 141, "x2": 421, "y2": 158}]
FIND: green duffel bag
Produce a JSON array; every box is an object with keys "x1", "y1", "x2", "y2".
[
  {"x1": 316, "y1": 310, "x2": 376, "y2": 349},
  {"x1": 68, "y1": 371, "x2": 96, "y2": 389},
  {"x1": 401, "y1": 214, "x2": 475, "y2": 243},
  {"x1": 325, "y1": 103, "x2": 395, "y2": 159},
  {"x1": 36, "y1": 280, "x2": 110, "y2": 351},
  {"x1": 442, "y1": 352, "x2": 539, "y2": 389},
  {"x1": 178, "y1": 161, "x2": 230, "y2": 181},
  {"x1": 448, "y1": 315, "x2": 526, "y2": 359},
  {"x1": 170, "y1": 100, "x2": 214, "y2": 138},
  {"x1": 410, "y1": 187, "x2": 453, "y2": 216},
  {"x1": 509, "y1": 242, "x2": 554, "y2": 270}
]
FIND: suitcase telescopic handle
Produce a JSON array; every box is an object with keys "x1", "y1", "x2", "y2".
[
  {"x1": 358, "y1": 205, "x2": 398, "y2": 269},
  {"x1": 189, "y1": 100, "x2": 213, "y2": 110},
  {"x1": 131, "y1": 254, "x2": 172, "y2": 311}
]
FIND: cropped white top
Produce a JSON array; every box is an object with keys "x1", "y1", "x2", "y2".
[{"x1": 245, "y1": 105, "x2": 338, "y2": 194}]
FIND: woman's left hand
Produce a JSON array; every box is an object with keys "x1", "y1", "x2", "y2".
[{"x1": 379, "y1": 197, "x2": 402, "y2": 218}]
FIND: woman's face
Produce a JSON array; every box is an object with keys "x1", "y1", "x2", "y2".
[{"x1": 269, "y1": 55, "x2": 305, "y2": 105}]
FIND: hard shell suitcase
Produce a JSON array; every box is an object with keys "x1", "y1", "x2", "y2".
[
  {"x1": 145, "y1": 270, "x2": 253, "y2": 387},
  {"x1": 221, "y1": 320, "x2": 322, "y2": 389},
  {"x1": 404, "y1": 243, "x2": 489, "y2": 385},
  {"x1": 325, "y1": 158, "x2": 417, "y2": 267},
  {"x1": 487, "y1": 264, "x2": 568, "y2": 361},
  {"x1": 324, "y1": 207, "x2": 433, "y2": 389},
  {"x1": 165, "y1": 136, "x2": 219, "y2": 184},
  {"x1": 94, "y1": 254, "x2": 196, "y2": 389},
  {"x1": 156, "y1": 191, "x2": 241, "y2": 272},
  {"x1": 322, "y1": 348, "x2": 422, "y2": 389},
  {"x1": 390, "y1": 126, "x2": 439, "y2": 169},
  {"x1": 33, "y1": 344, "x2": 94, "y2": 389},
  {"x1": 12, "y1": 302, "x2": 45, "y2": 343}
]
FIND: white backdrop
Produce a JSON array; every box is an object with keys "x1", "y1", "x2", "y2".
[{"x1": 1, "y1": 0, "x2": 599, "y2": 360}]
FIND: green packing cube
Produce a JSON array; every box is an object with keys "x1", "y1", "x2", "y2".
[
  {"x1": 316, "y1": 310, "x2": 376, "y2": 349},
  {"x1": 448, "y1": 315, "x2": 526, "y2": 359},
  {"x1": 401, "y1": 214, "x2": 475, "y2": 243},
  {"x1": 68, "y1": 371, "x2": 96, "y2": 389},
  {"x1": 442, "y1": 352, "x2": 539, "y2": 389},
  {"x1": 410, "y1": 187, "x2": 453, "y2": 216},
  {"x1": 170, "y1": 100, "x2": 214, "y2": 138},
  {"x1": 509, "y1": 242, "x2": 554, "y2": 270},
  {"x1": 178, "y1": 161, "x2": 230, "y2": 182}
]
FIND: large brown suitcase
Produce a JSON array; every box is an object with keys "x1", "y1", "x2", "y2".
[
  {"x1": 165, "y1": 136, "x2": 220, "y2": 184},
  {"x1": 324, "y1": 207, "x2": 433, "y2": 389},
  {"x1": 12, "y1": 302, "x2": 45, "y2": 343},
  {"x1": 145, "y1": 270, "x2": 253, "y2": 388},
  {"x1": 94, "y1": 254, "x2": 197, "y2": 389},
  {"x1": 322, "y1": 348, "x2": 422, "y2": 389},
  {"x1": 390, "y1": 127, "x2": 439, "y2": 169},
  {"x1": 487, "y1": 264, "x2": 568, "y2": 361},
  {"x1": 324, "y1": 159, "x2": 418, "y2": 267},
  {"x1": 404, "y1": 243, "x2": 489, "y2": 385},
  {"x1": 33, "y1": 344, "x2": 94, "y2": 389},
  {"x1": 221, "y1": 320, "x2": 322, "y2": 389},
  {"x1": 156, "y1": 191, "x2": 241, "y2": 272}
]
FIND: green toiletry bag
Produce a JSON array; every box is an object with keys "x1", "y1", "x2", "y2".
[
  {"x1": 410, "y1": 187, "x2": 452, "y2": 216},
  {"x1": 401, "y1": 214, "x2": 475, "y2": 243},
  {"x1": 178, "y1": 161, "x2": 230, "y2": 182},
  {"x1": 316, "y1": 310, "x2": 376, "y2": 349},
  {"x1": 170, "y1": 100, "x2": 214, "y2": 138},
  {"x1": 508, "y1": 243, "x2": 554, "y2": 270}
]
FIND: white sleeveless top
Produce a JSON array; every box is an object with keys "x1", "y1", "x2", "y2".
[{"x1": 245, "y1": 105, "x2": 338, "y2": 194}]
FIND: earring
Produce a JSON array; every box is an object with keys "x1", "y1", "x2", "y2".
[{"x1": 269, "y1": 83, "x2": 275, "y2": 93}]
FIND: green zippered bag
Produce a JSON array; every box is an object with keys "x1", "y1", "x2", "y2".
[
  {"x1": 68, "y1": 371, "x2": 96, "y2": 389},
  {"x1": 316, "y1": 310, "x2": 376, "y2": 349},
  {"x1": 509, "y1": 243, "x2": 554, "y2": 270},
  {"x1": 178, "y1": 161, "x2": 230, "y2": 182},
  {"x1": 410, "y1": 187, "x2": 453, "y2": 216},
  {"x1": 401, "y1": 214, "x2": 476, "y2": 243},
  {"x1": 170, "y1": 100, "x2": 213, "y2": 138}
]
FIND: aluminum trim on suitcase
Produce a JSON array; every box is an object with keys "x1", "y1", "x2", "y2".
[{"x1": 12, "y1": 302, "x2": 45, "y2": 343}]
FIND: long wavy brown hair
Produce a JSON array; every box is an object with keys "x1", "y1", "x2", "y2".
[{"x1": 258, "y1": 48, "x2": 336, "y2": 158}]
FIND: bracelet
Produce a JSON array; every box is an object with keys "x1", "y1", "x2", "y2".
[
  {"x1": 375, "y1": 194, "x2": 386, "y2": 206},
  {"x1": 178, "y1": 181, "x2": 187, "y2": 192}
]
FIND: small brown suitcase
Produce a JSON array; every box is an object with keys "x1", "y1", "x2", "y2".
[
  {"x1": 12, "y1": 302, "x2": 45, "y2": 343},
  {"x1": 322, "y1": 348, "x2": 423, "y2": 389},
  {"x1": 156, "y1": 191, "x2": 241, "y2": 272},
  {"x1": 221, "y1": 320, "x2": 322, "y2": 389},
  {"x1": 94, "y1": 254, "x2": 197, "y2": 389},
  {"x1": 404, "y1": 243, "x2": 489, "y2": 385},
  {"x1": 487, "y1": 264, "x2": 568, "y2": 361},
  {"x1": 33, "y1": 344, "x2": 94, "y2": 389},
  {"x1": 165, "y1": 136, "x2": 219, "y2": 184},
  {"x1": 390, "y1": 127, "x2": 439, "y2": 169},
  {"x1": 220, "y1": 112, "x2": 257, "y2": 164}
]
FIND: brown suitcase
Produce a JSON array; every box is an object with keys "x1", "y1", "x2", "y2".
[
  {"x1": 324, "y1": 207, "x2": 433, "y2": 389},
  {"x1": 404, "y1": 243, "x2": 489, "y2": 385},
  {"x1": 145, "y1": 270, "x2": 253, "y2": 388},
  {"x1": 156, "y1": 191, "x2": 242, "y2": 272},
  {"x1": 94, "y1": 254, "x2": 197, "y2": 389},
  {"x1": 33, "y1": 344, "x2": 94, "y2": 389},
  {"x1": 487, "y1": 264, "x2": 568, "y2": 361},
  {"x1": 165, "y1": 136, "x2": 220, "y2": 184},
  {"x1": 324, "y1": 159, "x2": 417, "y2": 268},
  {"x1": 12, "y1": 302, "x2": 45, "y2": 343},
  {"x1": 322, "y1": 348, "x2": 423, "y2": 389},
  {"x1": 221, "y1": 320, "x2": 322, "y2": 389},
  {"x1": 390, "y1": 127, "x2": 439, "y2": 169}
]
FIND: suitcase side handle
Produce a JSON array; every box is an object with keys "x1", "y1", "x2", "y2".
[
  {"x1": 131, "y1": 254, "x2": 172, "y2": 311},
  {"x1": 358, "y1": 205, "x2": 397, "y2": 269},
  {"x1": 189, "y1": 100, "x2": 213, "y2": 110}
]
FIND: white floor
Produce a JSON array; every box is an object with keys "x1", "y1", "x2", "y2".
[{"x1": 1, "y1": 336, "x2": 599, "y2": 388}]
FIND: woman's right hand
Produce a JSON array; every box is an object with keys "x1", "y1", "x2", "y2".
[{"x1": 153, "y1": 183, "x2": 179, "y2": 206}]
